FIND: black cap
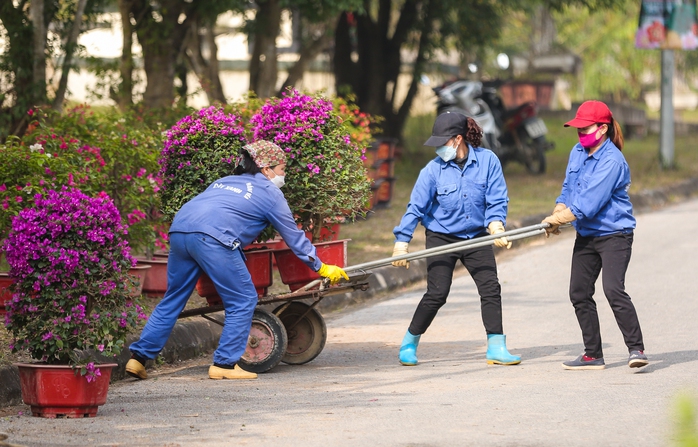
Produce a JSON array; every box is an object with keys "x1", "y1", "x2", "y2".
[{"x1": 424, "y1": 111, "x2": 467, "y2": 146}]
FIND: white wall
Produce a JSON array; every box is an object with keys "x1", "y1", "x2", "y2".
[{"x1": 3, "y1": 10, "x2": 440, "y2": 115}]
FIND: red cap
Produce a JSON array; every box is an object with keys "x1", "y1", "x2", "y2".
[{"x1": 564, "y1": 100, "x2": 613, "y2": 128}]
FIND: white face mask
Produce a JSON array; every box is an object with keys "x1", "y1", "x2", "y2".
[
  {"x1": 267, "y1": 170, "x2": 285, "y2": 188},
  {"x1": 435, "y1": 143, "x2": 457, "y2": 162},
  {"x1": 436, "y1": 137, "x2": 460, "y2": 162}
]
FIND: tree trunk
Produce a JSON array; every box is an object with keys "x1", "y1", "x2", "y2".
[
  {"x1": 339, "y1": 0, "x2": 420, "y2": 141},
  {"x1": 185, "y1": 17, "x2": 226, "y2": 104},
  {"x1": 52, "y1": 0, "x2": 88, "y2": 112},
  {"x1": 392, "y1": 1, "x2": 434, "y2": 138},
  {"x1": 278, "y1": 24, "x2": 334, "y2": 95},
  {"x1": 204, "y1": 21, "x2": 225, "y2": 103},
  {"x1": 0, "y1": 3, "x2": 32, "y2": 138},
  {"x1": 117, "y1": 0, "x2": 134, "y2": 111},
  {"x1": 531, "y1": 5, "x2": 556, "y2": 56},
  {"x1": 249, "y1": 0, "x2": 281, "y2": 98},
  {"x1": 140, "y1": 44, "x2": 178, "y2": 108},
  {"x1": 332, "y1": 12, "x2": 357, "y2": 96},
  {"x1": 130, "y1": 0, "x2": 196, "y2": 109},
  {"x1": 30, "y1": 0, "x2": 46, "y2": 95}
]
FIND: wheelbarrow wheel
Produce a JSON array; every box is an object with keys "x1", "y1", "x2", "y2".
[
  {"x1": 274, "y1": 302, "x2": 327, "y2": 365},
  {"x1": 238, "y1": 308, "x2": 288, "y2": 373}
]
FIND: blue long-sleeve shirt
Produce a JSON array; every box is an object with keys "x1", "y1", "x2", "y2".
[
  {"x1": 393, "y1": 145, "x2": 509, "y2": 242},
  {"x1": 556, "y1": 138, "x2": 636, "y2": 237},
  {"x1": 170, "y1": 173, "x2": 322, "y2": 271}
]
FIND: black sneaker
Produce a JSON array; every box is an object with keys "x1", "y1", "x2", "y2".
[
  {"x1": 628, "y1": 350, "x2": 649, "y2": 368},
  {"x1": 562, "y1": 354, "x2": 606, "y2": 370}
]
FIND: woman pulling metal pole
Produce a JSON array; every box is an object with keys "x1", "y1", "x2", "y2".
[{"x1": 391, "y1": 112, "x2": 521, "y2": 367}]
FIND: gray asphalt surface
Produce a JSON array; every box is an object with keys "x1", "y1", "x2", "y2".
[{"x1": 1, "y1": 199, "x2": 697, "y2": 447}]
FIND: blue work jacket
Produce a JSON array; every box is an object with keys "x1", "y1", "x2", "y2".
[
  {"x1": 556, "y1": 138, "x2": 636, "y2": 237},
  {"x1": 170, "y1": 173, "x2": 322, "y2": 271},
  {"x1": 393, "y1": 145, "x2": 509, "y2": 242}
]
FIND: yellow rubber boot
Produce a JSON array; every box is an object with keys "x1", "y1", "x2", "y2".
[
  {"x1": 208, "y1": 364, "x2": 258, "y2": 380},
  {"x1": 125, "y1": 358, "x2": 148, "y2": 379}
]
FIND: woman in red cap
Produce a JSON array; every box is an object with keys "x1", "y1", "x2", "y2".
[{"x1": 542, "y1": 100, "x2": 648, "y2": 370}]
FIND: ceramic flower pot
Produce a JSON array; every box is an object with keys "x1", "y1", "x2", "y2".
[
  {"x1": 196, "y1": 249, "x2": 274, "y2": 305},
  {"x1": 273, "y1": 239, "x2": 348, "y2": 291},
  {"x1": 0, "y1": 272, "x2": 12, "y2": 316},
  {"x1": 15, "y1": 363, "x2": 118, "y2": 418},
  {"x1": 136, "y1": 258, "x2": 168, "y2": 298},
  {"x1": 152, "y1": 250, "x2": 169, "y2": 259},
  {"x1": 127, "y1": 264, "x2": 152, "y2": 298},
  {"x1": 304, "y1": 223, "x2": 341, "y2": 243}
]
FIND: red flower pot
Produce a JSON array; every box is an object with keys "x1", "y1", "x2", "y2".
[
  {"x1": 0, "y1": 272, "x2": 13, "y2": 316},
  {"x1": 15, "y1": 363, "x2": 117, "y2": 418},
  {"x1": 302, "y1": 223, "x2": 342, "y2": 243},
  {"x1": 245, "y1": 238, "x2": 286, "y2": 268},
  {"x1": 136, "y1": 258, "x2": 168, "y2": 298},
  {"x1": 152, "y1": 250, "x2": 169, "y2": 259},
  {"x1": 196, "y1": 249, "x2": 274, "y2": 305},
  {"x1": 127, "y1": 264, "x2": 152, "y2": 298},
  {"x1": 274, "y1": 239, "x2": 348, "y2": 291}
]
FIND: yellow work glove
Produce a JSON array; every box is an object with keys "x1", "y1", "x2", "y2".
[
  {"x1": 553, "y1": 202, "x2": 567, "y2": 214},
  {"x1": 391, "y1": 242, "x2": 410, "y2": 269},
  {"x1": 542, "y1": 208, "x2": 576, "y2": 237},
  {"x1": 487, "y1": 221, "x2": 512, "y2": 249},
  {"x1": 317, "y1": 263, "x2": 349, "y2": 285}
]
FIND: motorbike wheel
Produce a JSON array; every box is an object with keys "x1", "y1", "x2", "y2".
[{"x1": 523, "y1": 136, "x2": 548, "y2": 175}]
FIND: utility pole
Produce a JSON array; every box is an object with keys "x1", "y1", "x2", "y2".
[{"x1": 659, "y1": 49, "x2": 675, "y2": 169}]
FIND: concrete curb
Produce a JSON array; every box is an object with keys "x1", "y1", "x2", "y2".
[{"x1": 2, "y1": 177, "x2": 697, "y2": 407}]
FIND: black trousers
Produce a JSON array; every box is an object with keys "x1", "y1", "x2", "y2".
[
  {"x1": 408, "y1": 230, "x2": 503, "y2": 336},
  {"x1": 569, "y1": 232, "x2": 644, "y2": 358}
]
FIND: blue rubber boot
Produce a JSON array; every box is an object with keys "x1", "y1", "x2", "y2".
[
  {"x1": 399, "y1": 330, "x2": 421, "y2": 366},
  {"x1": 486, "y1": 334, "x2": 521, "y2": 365}
]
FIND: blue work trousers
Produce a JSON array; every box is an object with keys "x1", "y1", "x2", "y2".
[{"x1": 130, "y1": 232, "x2": 258, "y2": 366}]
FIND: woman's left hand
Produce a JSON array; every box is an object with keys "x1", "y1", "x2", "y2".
[
  {"x1": 318, "y1": 263, "x2": 349, "y2": 284},
  {"x1": 488, "y1": 221, "x2": 512, "y2": 249}
]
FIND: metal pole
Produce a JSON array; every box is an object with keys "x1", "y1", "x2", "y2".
[
  {"x1": 660, "y1": 49, "x2": 675, "y2": 169},
  {"x1": 345, "y1": 228, "x2": 547, "y2": 273},
  {"x1": 300, "y1": 223, "x2": 558, "y2": 291},
  {"x1": 345, "y1": 225, "x2": 550, "y2": 273}
]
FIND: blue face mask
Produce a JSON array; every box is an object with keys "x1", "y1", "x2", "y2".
[{"x1": 435, "y1": 144, "x2": 457, "y2": 162}]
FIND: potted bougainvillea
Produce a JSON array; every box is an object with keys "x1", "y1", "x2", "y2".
[
  {"x1": 3, "y1": 187, "x2": 147, "y2": 418},
  {"x1": 15, "y1": 106, "x2": 167, "y2": 297},
  {"x1": 158, "y1": 105, "x2": 249, "y2": 221},
  {"x1": 156, "y1": 105, "x2": 271, "y2": 302},
  {"x1": 0, "y1": 126, "x2": 105, "y2": 314},
  {"x1": 250, "y1": 89, "x2": 373, "y2": 289}
]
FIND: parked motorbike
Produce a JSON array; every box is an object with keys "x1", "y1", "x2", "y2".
[{"x1": 433, "y1": 79, "x2": 554, "y2": 174}]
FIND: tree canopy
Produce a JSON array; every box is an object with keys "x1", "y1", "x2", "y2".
[{"x1": 1, "y1": 0, "x2": 662, "y2": 143}]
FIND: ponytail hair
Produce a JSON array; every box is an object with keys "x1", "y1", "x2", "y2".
[
  {"x1": 607, "y1": 118, "x2": 624, "y2": 151},
  {"x1": 233, "y1": 150, "x2": 262, "y2": 175},
  {"x1": 462, "y1": 117, "x2": 483, "y2": 148}
]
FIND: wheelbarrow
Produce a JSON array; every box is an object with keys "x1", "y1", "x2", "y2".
[{"x1": 176, "y1": 223, "x2": 552, "y2": 373}]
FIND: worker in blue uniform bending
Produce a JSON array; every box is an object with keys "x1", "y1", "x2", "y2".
[
  {"x1": 392, "y1": 112, "x2": 521, "y2": 366},
  {"x1": 126, "y1": 140, "x2": 348, "y2": 380}
]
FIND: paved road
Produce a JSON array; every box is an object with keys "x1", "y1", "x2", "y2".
[{"x1": 1, "y1": 199, "x2": 697, "y2": 447}]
